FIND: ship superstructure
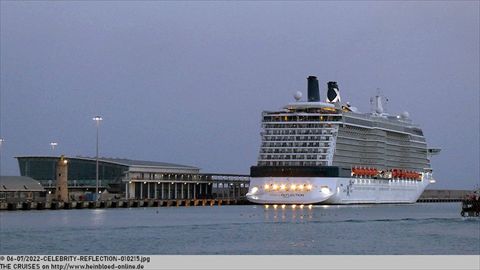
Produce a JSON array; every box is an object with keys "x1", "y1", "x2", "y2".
[{"x1": 247, "y1": 76, "x2": 440, "y2": 204}]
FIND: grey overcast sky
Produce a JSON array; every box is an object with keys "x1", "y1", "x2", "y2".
[{"x1": 0, "y1": 1, "x2": 478, "y2": 190}]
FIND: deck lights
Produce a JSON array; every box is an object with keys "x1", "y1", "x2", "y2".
[
  {"x1": 264, "y1": 184, "x2": 270, "y2": 190},
  {"x1": 299, "y1": 205, "x2": 304, "y2": 209},
  {"x1": 280, "y1": 184, "x2": 286, "y2": 191},
  {"x1": 281, "y1": 204, "x2": 286, "y2": 209},
  {"x1": 273, "y1": 184, "x2": 279, "y2": 191},
  {"x1": 251, "y1": 187, "x2": 259, "y2": 194},
  {"x1": 306, "y1": 184, "x2": 313, "y2": 191},
  {"x1": 298, "y1": 185, "x2": 304, "y2": 191},
  {"x1": 321, "y1": 186, "x2": 330, "y2": 194},
  {"x1": 273, "y1": 204, "x2": 278, "y2": 209},
  {"x1": 290, "y1": 184, "x2": 296, "y2": 191},
  {"x1": 291, "y1": 204, "x2": 296, "y2": 209}
]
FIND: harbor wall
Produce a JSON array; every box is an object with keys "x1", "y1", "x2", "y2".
[
  {"x1": 0, "y1": 189, "x2": 473, "y2": 210},
  {"x1": 417, "y1": 189, "x2": 472, "y2": 202}
]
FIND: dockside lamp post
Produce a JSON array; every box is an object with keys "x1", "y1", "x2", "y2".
[
  {"x1": 50, "y1": 142, "x2": 58, "y2": 151},
  {"x1": 0, "y1": 138, "x2": 4, "y2": 176},
  {"x1": 93, "y1": 116, "x2": 103, "y2": 200}
]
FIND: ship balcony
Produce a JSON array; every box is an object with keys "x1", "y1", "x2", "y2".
[
  {"x1": 261, "y1": 130, "x2": 334, "y2": 135},
  {"x1": 262, "y1": 120, "x2": 341, "y2": 125},
  {"x1": 257, "y1": 161, "x2": 328, "y2": 166},
  {"x1": 263, "y1": 124, "x2": 337, "y2": 129},
  {"x1": 261, "y1": 143, "x2": 331, "y2": 148},
  {"x1": 258, "y1": 156, "x2": 329, "y2": 161},
  {"x1": 259, "y1": 148, "x2": 330, "y2": 154},
  {"x1": 261, "y1": 138, "x2": 333, "y2": 142},
  {"x1": 262, "y1": 124, "x2": 337, "y2": 129}
]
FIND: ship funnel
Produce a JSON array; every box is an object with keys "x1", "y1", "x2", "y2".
[
  {"x1": 307, "y1": 76, "x2": 320, "y2": 102},
  {"x1": 327, "y1": 81, "x2": 341, "y2": 103}
]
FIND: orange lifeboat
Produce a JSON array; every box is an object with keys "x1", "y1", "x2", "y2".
[
  {"x1": 364, "y1": 167, "x2": 370, "y2": 177},
  {"x1": 357, "y1": 167, "x2": 365, "y2": 177},
  {"x1": 368, "y1": 168, "x2": 376, "y2": 177}
]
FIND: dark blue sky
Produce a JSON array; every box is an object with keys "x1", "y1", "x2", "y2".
[{"x1": 0, "y1": 2, "x2": 478, "y2": 189}]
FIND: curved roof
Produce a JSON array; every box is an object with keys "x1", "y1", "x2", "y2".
[
  {"x1": 0, "y1": 176, "x2": 45, "y2": 192},
  {"x1": 16, "y1": 156, "x2": 199, "y2": 170}
]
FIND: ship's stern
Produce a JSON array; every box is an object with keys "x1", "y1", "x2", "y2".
[{"x1": 246, "y1": 177, "x2": 338, "y2": 204}]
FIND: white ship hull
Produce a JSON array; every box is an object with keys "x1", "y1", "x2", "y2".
[{"x1": 246, "y1": 177, "x2": 431, "y2": 204}]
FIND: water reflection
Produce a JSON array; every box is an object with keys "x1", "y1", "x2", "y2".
[
  {"x1": 263, "y1": 204, "x2": 314, "y2": 222},
  {"x1": 91, "y1": 209, "x2": 107, "y2": 226}
]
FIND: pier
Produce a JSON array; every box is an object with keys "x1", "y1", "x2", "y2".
[
  {"x1": 0, "y1": 174, "x2": 251, "y2": 211},
  {"x1": 0, "y1": 198, "x2": 252, "y2": 211},
  {"x1": 0, "y1": 174, "x2": 473, "y2": 211}
]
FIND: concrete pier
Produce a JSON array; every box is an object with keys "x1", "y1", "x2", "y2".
[
  {"x1": 1, "y1": 189, "x2": 473, "y2": 211},
  {"x1": 416, "y1": 189, "x2": 471, "y2": 203},
  {"x1": 0, "y1": 198, "x2": 251, "y2": 211}
]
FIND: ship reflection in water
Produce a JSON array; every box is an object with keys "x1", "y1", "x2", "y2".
[{"x1": 263, "y1": 204, "x2": 314, "y2": 222}]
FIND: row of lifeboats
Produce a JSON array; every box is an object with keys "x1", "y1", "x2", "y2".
[
  {"x1": 351, "y1": 167, "x2": 379, "y2": 177},
  {"x1": 351, "y1": 167, "x2": 422, "y2": 180},
  {"x1": 391, "y1": 169, "x2": 421, "y2": 180}
]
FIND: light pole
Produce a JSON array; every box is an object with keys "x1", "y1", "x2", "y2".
[
  {"x1": 92, "y1": 116, "x2": 103, "y2": 200},
  {"x1": 49, "y1": 142, "x2": 58, "y2": 187},
  {"x1": 50, "y1": 142, "x2": 58, "y2": 152},
  {"x1": 0, "y1": 138, "x2": 4, "y2": 176}
]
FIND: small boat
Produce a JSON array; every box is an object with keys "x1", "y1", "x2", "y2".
[{"x1": 461, "y1": 189, "x2": 480, "y2": 217}]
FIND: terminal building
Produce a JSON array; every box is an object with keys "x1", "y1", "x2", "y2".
[{"x1": 16, "y1": 156, "x2": 250, "y2": 200}]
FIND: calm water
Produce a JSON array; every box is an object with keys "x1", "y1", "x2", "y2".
[{"x1": 0, "y1": 203, "x2": 478, "y2": 255}]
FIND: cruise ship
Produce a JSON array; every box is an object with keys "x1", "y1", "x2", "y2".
[{"x1": 246, "y1": 76, "x2": 440, "y2": 204}]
